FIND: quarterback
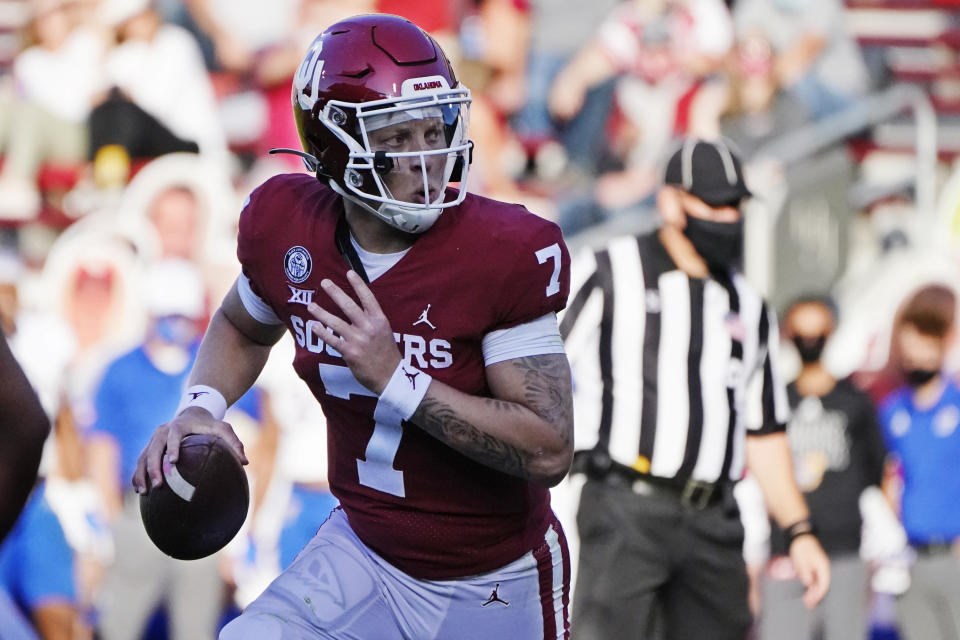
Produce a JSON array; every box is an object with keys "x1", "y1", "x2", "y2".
[{"x1": 132, "y1": 14, "x2": 574, "y2": 640}]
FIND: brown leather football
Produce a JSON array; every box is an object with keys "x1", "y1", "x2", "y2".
[{"x1": 140, "y1": 434, "x2": 249, "y2": 560}]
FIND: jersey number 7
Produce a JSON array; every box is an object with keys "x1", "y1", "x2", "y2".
[
  {"x1": 536, "y1": 243, "x2": 561, "y2": 297},
  {"x1": 318, "y1": 363, "x2": 406, "y2": 497}
]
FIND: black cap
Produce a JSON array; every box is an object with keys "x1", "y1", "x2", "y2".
[{"x1": 664, "y1": 138, "x2": 752, "y2": 207}]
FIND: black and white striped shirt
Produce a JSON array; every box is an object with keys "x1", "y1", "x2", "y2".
[{"x1": 561, "y1": 232, "x2": 790, "y2": 484}]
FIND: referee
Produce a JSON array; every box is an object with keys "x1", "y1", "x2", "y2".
[{"x1": 562, "y1": 138, "x2": 830, "y2": 639}]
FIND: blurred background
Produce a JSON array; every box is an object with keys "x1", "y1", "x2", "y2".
[{"x1": 0, "y1": 0, "x2": 958, "y2": 638}]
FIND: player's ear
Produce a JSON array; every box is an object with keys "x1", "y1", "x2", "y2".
[{"x1": 657, "y1": 185, "x2": 685, "y2": 229}]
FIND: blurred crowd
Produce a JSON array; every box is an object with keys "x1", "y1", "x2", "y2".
[{"x1": 0, "y1": 0, "x2": 959, "y2": 638}]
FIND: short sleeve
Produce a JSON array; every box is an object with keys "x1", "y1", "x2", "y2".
[
  {"x1": 481, "y1": 313, "x2": 564, "y2": 366},
  {"x1": 236, "y1": 180, "x2": 281, "y2": 313},
  {"x1": 492, "y1": 217, "x2": 570, "y2": 331},
  {"x1": 745, "y1": 305, "x2": 790, "y2": 435},
  {"x1": 237, "y1": 274, "x2": 283, "y2": 325}
]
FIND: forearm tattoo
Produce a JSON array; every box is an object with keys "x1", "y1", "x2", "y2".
[
  {"x1": 510, "y1": 354, "x2": 574, "y2": 446},
  {"x1": 409, "y1": 354, "x2": 573, "y2": 479},
  {"x1": 412, "y1": 396, "x2": 532, "y2": 478}
]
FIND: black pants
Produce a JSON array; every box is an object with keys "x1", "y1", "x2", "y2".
[
  {"x1": 89, "y1": 89, "x2": 199, "y2": 160},
  {"x1": 572, "y1": 478, "x2": 752, "y2": 640}
]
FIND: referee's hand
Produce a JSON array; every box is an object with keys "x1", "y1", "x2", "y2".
[{"x1": 789, "y1": 535, "x2": 831, "y2": 609}]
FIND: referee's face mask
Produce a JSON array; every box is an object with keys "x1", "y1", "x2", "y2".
[{"x1": 682, "y1": 209, "x2": 744, "y2": 271}]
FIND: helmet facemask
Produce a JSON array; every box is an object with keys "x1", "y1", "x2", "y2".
[{"x1": 320, "y1": 76, "x2": 472, "y2": 234}]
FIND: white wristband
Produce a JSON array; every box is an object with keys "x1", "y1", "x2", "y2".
[
  {"x1": 176, "y1": 385, "x2": 228, "y2": 421},
  {"x1": 374, "y1": 362, "x2": 432, "y2": 424}
]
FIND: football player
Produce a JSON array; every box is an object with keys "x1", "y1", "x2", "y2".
[
  {"x1": 0, "y1": 326, "x2": 49, "y2": 543},
  {"x1": 132, "y1": 14, "x2": 574, "y2": 640}
]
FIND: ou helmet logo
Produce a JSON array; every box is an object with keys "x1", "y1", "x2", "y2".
[{"x1": 294, "y1": 41, "x2": 325, "y2": 111}]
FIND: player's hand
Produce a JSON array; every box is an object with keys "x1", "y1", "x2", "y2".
[
  {"x1": 132, "y1": 407, "x2": 248, "y2": 494},
  {"x1": 789, "y1": 534, "x2": 831, "y2": 609},
  {"x1": 307, "y1": 270, "x2": 402, "y2": 394}
]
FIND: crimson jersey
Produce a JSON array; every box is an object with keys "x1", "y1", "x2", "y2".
[{"x1": 237, "y1": 174, "x2": 571, "y2": 580}]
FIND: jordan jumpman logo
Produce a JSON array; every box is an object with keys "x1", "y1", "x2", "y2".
[
  {"x1": 412, "y1": 304, "x2": 436, "y2": 330},
  {"x1": 482, "y1": 583, "x2": 509, "y2": 607},
  {"x1": 403, "y1": 367, "x2": 420, "y2": 390}
]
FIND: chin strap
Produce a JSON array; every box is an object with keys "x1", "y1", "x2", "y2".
[
  {"x1": 268, "y1": 148, "x2": 320, "y2": 174},
  {"x1": 334, "y1": 216, "x2": 371, "y2": 283}
]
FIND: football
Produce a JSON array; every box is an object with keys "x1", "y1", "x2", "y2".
[{"x1": 140, "y1": 434, "x2": 249, "y2": 560}]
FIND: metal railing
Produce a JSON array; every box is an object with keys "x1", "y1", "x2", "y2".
[{"x1": 751, "y1": 83, "x2": 938, "y2": 227}]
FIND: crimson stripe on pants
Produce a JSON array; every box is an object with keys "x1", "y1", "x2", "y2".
[
  {"x1": 534, "y1": 518, "x2": 571, "y2": 640},
  {"x1": 558, "y1": 520, "x2": 571, "y2": 637}
]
